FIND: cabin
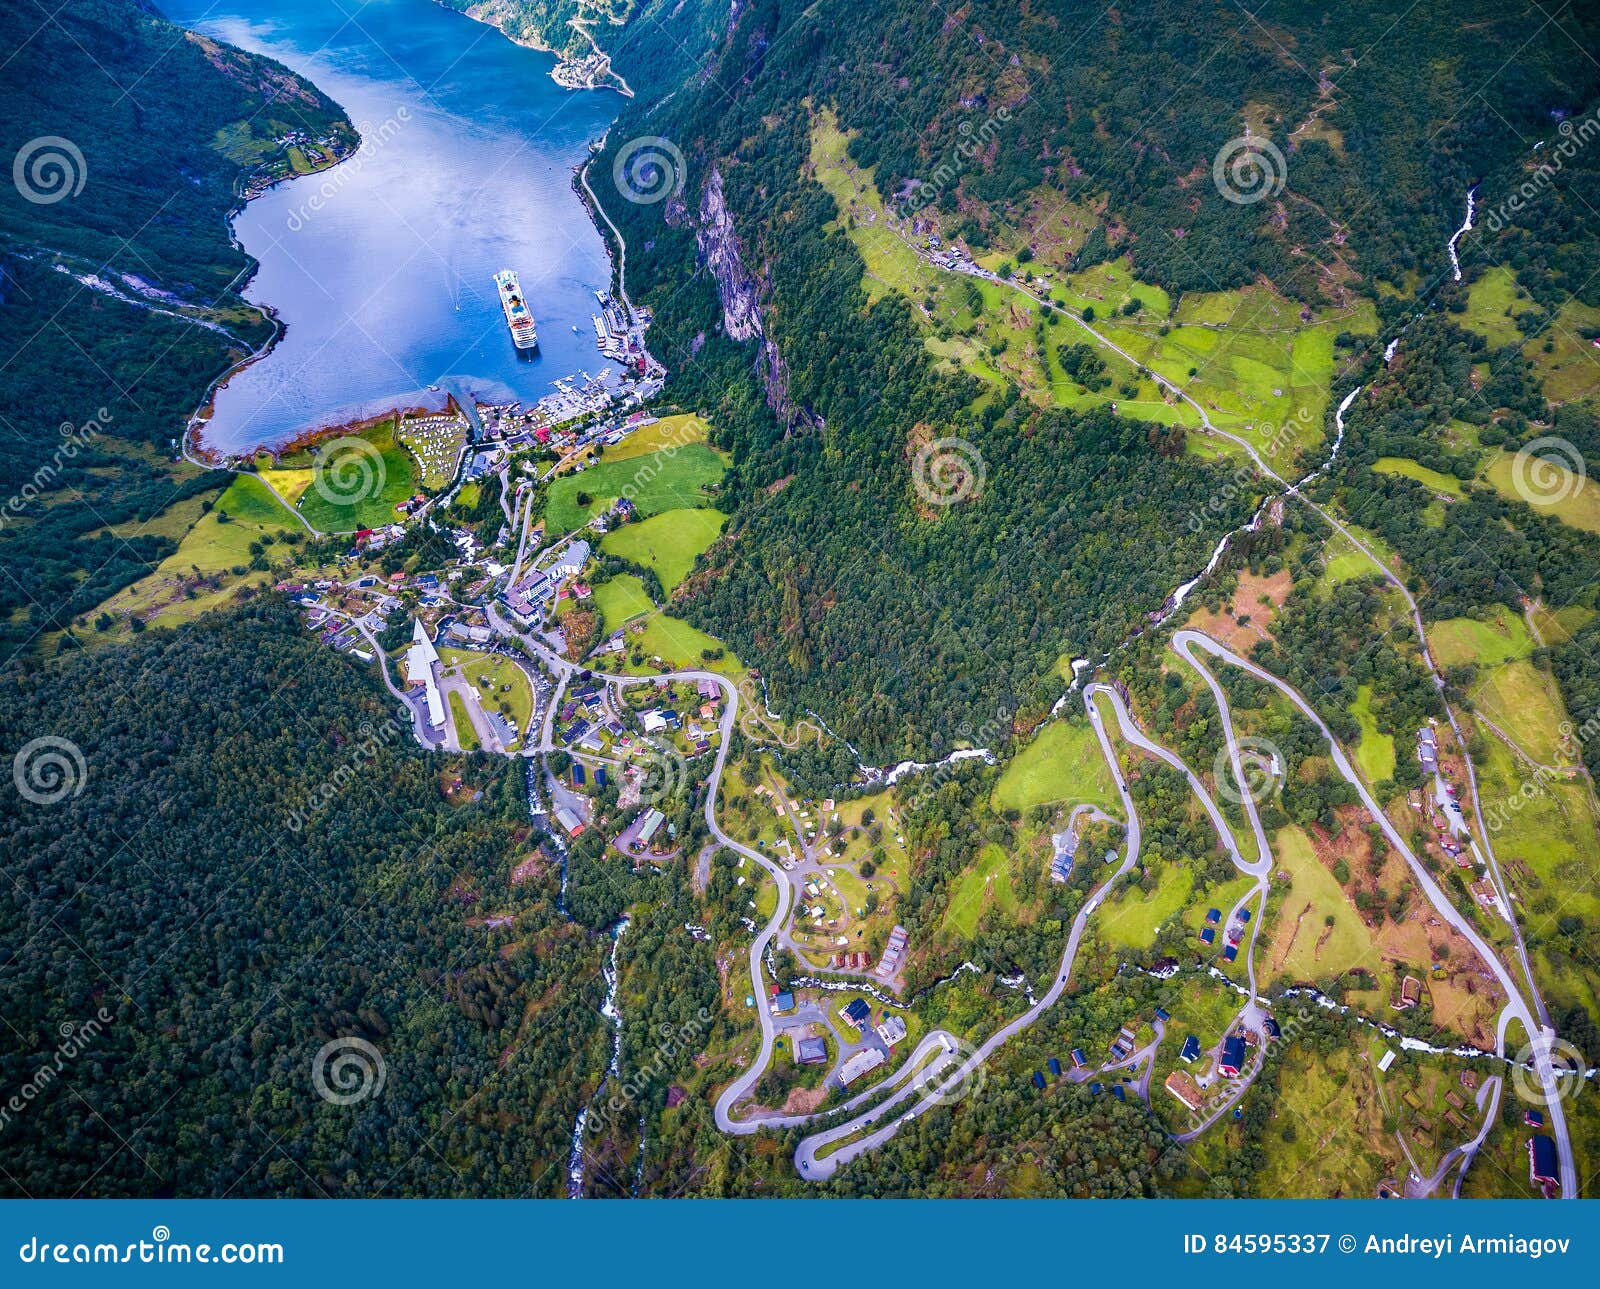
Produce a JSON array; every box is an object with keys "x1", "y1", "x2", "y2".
[
  {"x1": 1165, "y1": 1071, "x2": 1204, "y2": 1112},
  {"x1": 1528, "y1": 1135, "x2": 1559, "y2": 1197}
]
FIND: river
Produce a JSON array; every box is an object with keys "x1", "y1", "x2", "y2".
[{"x1": 161, "y1": 0, "x2": 622, "y2": 455}]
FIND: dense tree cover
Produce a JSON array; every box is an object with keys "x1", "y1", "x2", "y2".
[
  {"x1": 0, "y1": 602, "x2": 608, "y2": 1196},
  {"x1": 579, "y1": 0, "x2": 1598, "y2": 758},
  {"x1": 1319, "y1": 314, "x2": 1600, "y2": 620},
  {"x1": 689, "y1": 402, "x2": 1245, "y2": 760},
  {"x1": 0, "y1": 0, "x2": 349, "y2": 662}
]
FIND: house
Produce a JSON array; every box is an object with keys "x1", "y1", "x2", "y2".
[
  {"x1": 1393, "y1": 974, "x2": 1423, "y2": 1010},
  {"x1": 837, "y1": 1046, "x2": 885, "y2": 1086},
  {"x1": 1165, "y1": 1070, "x2": 1205, "y2": 1112},
  {"x1": 1179, "y1": 1035, "x2": 1201, "y2": 1064},
  {"x1": 771, "y1": 991, "x2": 795, "y2": 1014},
  {"x1": 1221, "y1": 943, "x2": 1238, "y2": 963},
  {"x1": 796, "y1": 1036, "x2": 828, "y2": 1065},
  {"x1": 554, "y1": 805, "x2": 585, "y2": 837},
  {"x1": 1199, "y1": 927, "x2": 1216, "y2": 946},
  {"x1": 1237, "y1": 908, "x2": 1252, "y2": 924},
  {"x1": 1528, "y1": 1135, "x2": 1559, "y2": 1196},
  {"x1": 1218, "y1": 1034, "x2": 1246, "y2": 1077},
  {"x1": 840, "y1": 998, "x2": 871, "y2": 1030},
  {"x1": 1071, "y1": 1048, "x2": 1088, "y2": 1070},
  {"x1": 875, "y1": 1015, "x2": 907, "y2": 1046},
  {"x1": 1205, "y1": 908, "x2": 1221, "y2": 924},
  {"x1": 1470, "y1": 878, "x2": 1501, "y2": 912},
  {"x1": 636, "y1": 809, "x2": 666, "y2": 848}
]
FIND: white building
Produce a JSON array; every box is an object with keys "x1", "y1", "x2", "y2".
[
  {"x1": 404, "y1": 621, "x2": 446, "y2": 729},
  {"x1": 838, "y1": 1047, "x2": 886, "y2": 1086}
]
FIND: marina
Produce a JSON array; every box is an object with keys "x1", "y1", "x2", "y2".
[{"x1": 164, "y1": 0, "x2": 624, "y2": 457}]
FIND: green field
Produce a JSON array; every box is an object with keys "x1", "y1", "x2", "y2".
[
  {"x1": 293, "y1": 425, "x2": 418, "y2": 534},
  {"x1": 1459, "y1": 266, "x2": 1536, "y2": 348},
  {"x1": 544, "y1": 445, "x2": 726, "y2": 534},
  {"x1": 1099, "y1": 860, "x2": 1194, "y2": 950},
  {"x1": 1262, "y1": 826, "x2": 1377, "y2": 986},
  {"x1": 80, "y1": 474, "x2": 300, "y2": 640},
  {"x1": 603, "y1": 413, "x2": 710, "y2": 463},
  {"x1": 448, "y1": 691, "x2": 481, "y2": 751},
  {"x1": 601, "y1": 508, "x2": 727, "y2": 592},
  {"x1": 438, "y1": 647, "x2": 534, "y2": 742},
  {"x1": 1468, "y1": 659, "x2": 1571, "y2": 765},
  {"x1": 1482, "y1": 449, "x2": 1600, "y2": 534},
  {"x1": 943, "y1": 842, "x2": 1017, "y2": 938},
  {"x1": 992, "y1": 720, "x2": 1118, "y2": 814},
  {"x1": 1350, "y1": 684, "x2": 1396, "y2": 784},
  {"x1": 1372, "y1": 456, "x2": 1463, "y2": 497},
  {"x1": 624, "y1": 612, "x2": 745, "y2": 680},
  {"x1": 593, "y1": 574, "x2": 656, "y2": 635},
  {"x1": 1429, "y1": 606, "x2": 1534, "y2": 668}
]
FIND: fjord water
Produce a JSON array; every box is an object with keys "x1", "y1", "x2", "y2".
[{"x1": 161, "y1": 0, "x2": 620, "y2": 454}]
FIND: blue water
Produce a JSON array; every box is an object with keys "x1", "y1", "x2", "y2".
[{"x1": 160, "y1": 0, "x2": 621, "y2": 454}]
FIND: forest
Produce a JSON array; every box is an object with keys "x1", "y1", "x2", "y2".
[
  {"x1": 0, "y1": 0, "x2": 349, "y2": 662},
  {"x1": 0, "y1": 602, "x2": 607, "y2": 1197}
]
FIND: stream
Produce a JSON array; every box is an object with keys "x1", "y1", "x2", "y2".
[
  {"x1": 1447, "y1": 186, "x2": 1478, "y2": 282},
  {"x1": 566, "y1": 915, "x2": 629, "y2": 1198}
]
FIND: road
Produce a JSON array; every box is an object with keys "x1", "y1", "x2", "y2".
[
  {"x1": 781, "y1": 687, "x2": 1144, "y2": 1178},
  {"x1": 1172, "y1": 629, "x2": 1576, "y2": 1197},
  {"x1": 476, "y1": 569, "x2": 1572, "y2": 1192}
]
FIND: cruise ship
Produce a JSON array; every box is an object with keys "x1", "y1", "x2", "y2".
[{"x1": 493, "y1": 269, "x2": 538, "y2": 352}]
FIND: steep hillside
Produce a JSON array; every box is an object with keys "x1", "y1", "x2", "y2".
[
  {"x1": 0, "y1": 0, "x2": 352, "y2": 661},
  {"x1": 568, "y1": 0, "x2": 1600, "y2": 758}
]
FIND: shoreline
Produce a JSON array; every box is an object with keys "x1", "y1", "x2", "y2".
[
  {"x1": 186, "y1": 6, "x2": 637, "y2": 471},
  {"x1": 442, "y1": 2, "x2": 633, "y2": 97},
  {"x1": 183, "y1": 137, "x2": 364, "y2": 470}
]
